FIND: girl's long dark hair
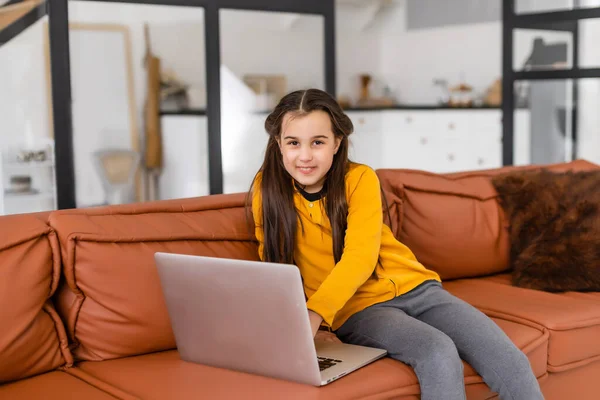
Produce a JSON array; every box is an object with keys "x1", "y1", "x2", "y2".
[{"x1": 248, "y1": 89, "x2": 354, "y2": 265}]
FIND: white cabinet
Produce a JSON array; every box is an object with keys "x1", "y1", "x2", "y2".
[
  {"x1": 347, "y1": 109, "x2": 528, "y2": 173},
  {"x1": 381, "y1": 110, "x2": 439, "y2": 171},
  {"x1": 382, "y1": 109, "x2": 504, "y2": 173},
  {"x1": 347, "y1": 111, "x2": 384, "y2": 169}
]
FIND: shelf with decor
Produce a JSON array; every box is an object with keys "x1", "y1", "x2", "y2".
[{"x1": 0, "y1": 139, "x2": 58, "y2": 215}]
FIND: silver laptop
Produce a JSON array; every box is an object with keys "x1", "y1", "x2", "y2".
[{"x1": 154, "y1": 252, "x2": 387, "y2": 386}]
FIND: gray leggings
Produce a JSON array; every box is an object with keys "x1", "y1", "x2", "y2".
[{"x1": 336, "y1": 280, "x2": 544, "y2": 400}]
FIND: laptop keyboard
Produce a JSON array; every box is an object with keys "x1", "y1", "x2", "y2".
[{"x1": 318, "y1": 356, "x2": 342, "y2": 371}]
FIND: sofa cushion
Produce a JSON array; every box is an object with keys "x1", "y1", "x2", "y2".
[
  {"x1": 486, "y1": 316, "x2": 548, "y2": 379},
  {"x1": 491, "y1": 169, "x2": 600, "y2": 291},
  {"x1": 49, "y1": 194, "x2": 260, "y2": 362},
  {"x1": 444, "y1": 275, "x2": 600, "y2": 372},
  {"x1": 75, "y1": 350, "x2": 417, "y2": 400},
  {"x1": 73, "y1": 347, "x2": 521, "y2": 400},
  {"x1": 0, "y1": 213, "x2": 72, "y2": 383},
  {"x1": 0, "y1": 371, "x2": 118, "y2": 399},
  {"x1": 375, "y1": 160, "x2": 600, "y2": 281},
  {"x1": 376, "y1": 168, "x2": 509, "y2": 280},
  {"x1": 539, "y1": 359, "x2": 600, "y2": 400}
]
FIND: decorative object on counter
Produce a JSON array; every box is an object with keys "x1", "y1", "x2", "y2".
[
  {"x1": 381, "y1": 85, "x2": 397, "y2": 103},
  {"x1": 433, "y1": 78, "x2": 449, "y2": 105},
  {"x1": 448, "y1": 83, "x2": 473, "y2": 107},
  {"x1": 484, "y1": 78, "x2": 502, "y2": 107},
  {"x1": 16, "y1": 149, "x2": 48, "y2": 163},
  {"x1": 160, "y1": 69, "x2": 189, "y2": 110},
  {"x1": 337, "y1": 95, "x2": 351, "y2": 109},
  {"x1": 359, "y1": 74, "x2": 371, "y2": 101},
  {"x1": 93, "y1": 149, "x2": 141, "y2": 205},
  {"x1": 243, "y1": 74, "x2": 287, "y2": 111},
  {"x1": 0, "y1": 138, "x2": 58, "y2": 215},
  {"x1": 7, "y1": 176, "x2": 32, "y2": 193},
  {"x1": 356, "y1": 97, "x2": 396, "y2": 108},
  {"x1": 355, "y1": 74, "x2": 396, "y2": 108}
]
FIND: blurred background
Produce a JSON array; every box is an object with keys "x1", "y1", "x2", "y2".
[{"x1": 1, "y1": 0, "x2": 599, "y2": 214}]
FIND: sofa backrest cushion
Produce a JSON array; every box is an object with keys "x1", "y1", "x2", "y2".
[
  {"x1": 0, "y1": 213, "x2": 72, "y2": 383},
  {"x1": 49, "y1": 194, "x2": 258, "y2": 362},
  {"x1": 377, "y1": 169, "x2": 507, "y2": 280},
  {"x1": 376, "y1": 160, "x2": 599, "y2": 281}
]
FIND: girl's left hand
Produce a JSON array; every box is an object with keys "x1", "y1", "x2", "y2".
[
  {"x1": 308, "y1": 310, "x2": 323, "y2": 337},
  {"x1": 315, "y1": 330, "x2": 342, "y2": 343}
]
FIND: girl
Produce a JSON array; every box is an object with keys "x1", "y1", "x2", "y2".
[{"x1": 249, "y1": 88, "x2": 543, "y2": 400}]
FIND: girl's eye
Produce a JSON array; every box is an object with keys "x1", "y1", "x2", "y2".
[
  {"x1": 314, "y1": 140, "x2": 324, "y2": 145},
  {"x1": 287, "y1": 141, "x2": 299, "y2": 146}
]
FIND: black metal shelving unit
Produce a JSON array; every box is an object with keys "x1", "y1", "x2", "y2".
[{"x1": 502, "y1": 0, "x2": 600, "y2": 166}]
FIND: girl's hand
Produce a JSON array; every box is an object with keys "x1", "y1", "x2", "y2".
[
  {"x1": 315, "y1": 330, "x2": 342, "y2": 343},
  {"x1": 308, "y1": 310, "x2": 323, "y2": 337}
]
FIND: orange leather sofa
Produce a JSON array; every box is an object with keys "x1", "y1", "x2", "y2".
[{"x1": 1, "y1": 160, "x2": 599, "y2": 400}]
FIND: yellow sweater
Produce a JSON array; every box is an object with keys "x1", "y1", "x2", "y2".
[{"x1": 252, "y1": 163, "x2": 441, "y2": 331}]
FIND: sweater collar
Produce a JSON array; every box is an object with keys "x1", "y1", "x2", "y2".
[{"x1": 294, "y1": 180, "x2": 327, "y2": 202}]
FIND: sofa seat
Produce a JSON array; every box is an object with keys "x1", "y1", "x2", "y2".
[
  {"x1": 539, "y1": 359, "x2": 600, "y2": 400},
  {"x1": 444, "y1": 276, "x2": 600, "y2": 373},
  {"x1": 482, "y1": 274, "x2": 600, "y2": 304},
  {"x1": 71, "y1": 316, "x2": 546, "y2": 400},
  {"x1": 0, "y1": 371, "x2": 118, "y2": 399},
  {"x1": 74, "y1": 350, "x2": 420, "y2": 400}
]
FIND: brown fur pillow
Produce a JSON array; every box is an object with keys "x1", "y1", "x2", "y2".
[{"x1": 492, "y1": 169, "x2": 600, "y2": 292}]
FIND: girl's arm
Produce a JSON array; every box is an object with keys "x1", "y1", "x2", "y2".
[
  {"x1": 251, "y1": 182, "x2": 265, "y2": 261},
  {"x1": 306, "y1": 167, "x2": 383, "y2": 328}
]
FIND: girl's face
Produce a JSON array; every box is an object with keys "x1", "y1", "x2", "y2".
[{"x1": 278, "y1": 110, "x2": 341, "y2": 193}]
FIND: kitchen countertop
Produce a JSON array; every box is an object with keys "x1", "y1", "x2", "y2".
[
  {"x1": 160, "y1": 108, "x2": 206, "y2": 116},
  {"x1": 342, "y1": 104, "x2": 505, "y2": 111}
]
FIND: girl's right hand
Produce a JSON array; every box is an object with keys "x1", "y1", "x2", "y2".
[{"x1": 315, "y1": 330, "x2": 342, "y2": 343}]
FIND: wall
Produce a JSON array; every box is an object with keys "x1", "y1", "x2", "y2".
[
  {"x1": 406, "y1": 0, "x2": 500, "y2": 30},
  {"x1": 335, "y1": 3, "x2": 388, "y2": 102},
  {"x1": 220, "y1": 10, "x2": 325, "y2": 94},
  {"x1": 68, "y1": 2, "x2": 206, "y2": 125},
  {"x1": 69, "y1": 3, "x2": 328, "y2": 106},
  {"x1": 0, "y1": 17, "x2": 50, "y2": 152},
  {"x1": 378, "y1": 2, "x2": 574, "y2": 104},
  {"x1": 381, "y1": 21, "x2": 501, "y2": 104},
  {"x1": 341, "y1": 1, "x2": 503, "y2": 103}
]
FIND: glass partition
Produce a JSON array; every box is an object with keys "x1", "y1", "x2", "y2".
[
  {"x1": 218, "y1": 9, "x2": 325, "y2": 194},
  {"x1": 68, "y1": 1, "x2": 207, "y2": 207},
  {"x1": 0, "y1": 5, "x2": 57, "y2": 215}
]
